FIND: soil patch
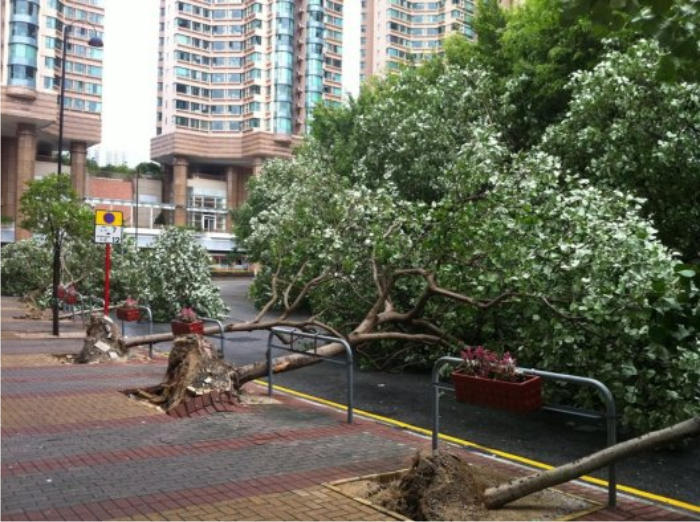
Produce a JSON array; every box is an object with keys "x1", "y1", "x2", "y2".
[{"x1": 330, "y1": 451, "x2": 599, "y2": 521}]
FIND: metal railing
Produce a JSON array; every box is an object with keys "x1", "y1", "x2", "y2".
[
  {"x1": 200, "y1": 317, "x2": 225, "y2": 356},
  {"x1": 266, "y1": 327, "x2": 354, "y2": 424},
  {"x1": 431, "y1": 356, "x2": 618, "y2": 507},
  {"x1": 118, "y1": 305, "x2": 154, "y2": 358}
]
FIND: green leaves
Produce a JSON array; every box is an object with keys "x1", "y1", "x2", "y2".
[
  {"x1": 543, "y1": 40, "x2": 700, "y2": 259},
  {"x1": 235, "y1": 27, "x2": 699, "y2": 433},
  {"x1": 19, "y1": 174, "x2": 93, "y2": 244},
  {"x1": 143, "y1": 227, "x2": 228, "y2": 321}
]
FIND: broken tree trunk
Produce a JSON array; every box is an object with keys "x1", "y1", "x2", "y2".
[
  {"x1": 483, "y1": 416, "x2": 700, "y2": 509},
  {"x1": 135, "y1": 337, "x2": 343, "y2": 410},
  {"x1": 76, "y1": 314, "x2": 128, "y2": 363},
  {"x1": 136, "y1": 334, "x2": 237, "y2": 410},
  {"x1": 234, "y1": 341, "x2": 345, "y2": 385}
]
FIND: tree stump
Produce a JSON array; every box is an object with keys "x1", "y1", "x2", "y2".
[
  {"x1": 76, "y1": 314, "x2": 127, "y2": 363},
  {"x1": 384, "y1": 451, "x2": 486, "y2": 521},
  {"x1": 136, "y1": 334, "x2": 238, "y2": 411}
]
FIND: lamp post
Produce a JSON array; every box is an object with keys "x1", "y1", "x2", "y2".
[
  {"x1": 134, "y1": 167, "x2": 139, "y2": 247},
  {"x1": 52, "y1": 22, "x2": 103, "y2": 337},
  {"x1": 57, "y1": 23, "x2": 103, "y2": 175}
]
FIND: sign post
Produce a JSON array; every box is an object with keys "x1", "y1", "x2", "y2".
[
  {"x1": 94, "y1": 210, "x2": 124, "y2": 315},
  {"x1": 104, "y1": 244, "x2": 111, "y2": 314}
]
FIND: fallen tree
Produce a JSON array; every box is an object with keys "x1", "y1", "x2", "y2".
[
  {"x1": 483, "y1": 416, "x2": 700, "y2": 508},
  {"x1": 85, "y1": 261, "x2": 514, "y2": 406},
  {"x1": 378, "y1": 417, "x2": 700, "y2": 518},
  {"x1": 76, "y1": 259, "x2": 700, "y2": 512}
]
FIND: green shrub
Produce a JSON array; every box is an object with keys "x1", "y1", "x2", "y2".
[{"x1": 143, "y1": 227, "x2": 228, "y2": 321}]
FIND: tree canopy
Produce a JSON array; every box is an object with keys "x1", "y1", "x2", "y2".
[
  {"x1": 19, "y1": 174, "x2": 93, "y2": 246},
  {"x1": 543, "y1": 40, "x2": 700, "y2": 259},
  {"x1": 235, "y1": 9, "x2": 700, "y2": 431}
]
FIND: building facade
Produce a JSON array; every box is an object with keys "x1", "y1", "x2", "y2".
[
  {"x1": 151, "y1": 0, "x2": 344, "y2": 234},
  {"x1": 360, "y1": 0, "x2": 474, "y2": 80},
  {"x1": 0, "y1": 0, "x2": 105, "y2": 241}
]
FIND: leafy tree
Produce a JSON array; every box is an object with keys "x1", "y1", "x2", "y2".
[
  {"x1": 543, "y1": 40, "x2": 700, "y2": 259},
  {"x1": 0, "y1": 235, "x2": 146, "y2": 309},
  {"x1": 134, "y1": 161, "x2": 163, "y2": 178},
  {"x1": 86, "y1": 158, "x2": 100, "y2": 173},
  {"x1": 143, "y1": 227, "x2": 228, "y2": 321},
  {"x1": 0, "y1": 238, "x2": 53, "y2": 299},
  {"x1": 19, "y1": 174, "x2": 93, "y2": 335},
  {"x1": 99, "y1": 163, "x2": 133, "y2": 176},
  {"x1": 564, "y1": 0, "x2": 700, "y2": 81},
  {"x1": 498, "y1": 0, "x2": 606, "y2": 147},
  {"x1": 236, "y1": 59, "x2": 699, "y2": 432}
]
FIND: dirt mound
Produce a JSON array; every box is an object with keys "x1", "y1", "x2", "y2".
[{"x1": 380, "y1": 451, "x2": 488, "y2": 521}]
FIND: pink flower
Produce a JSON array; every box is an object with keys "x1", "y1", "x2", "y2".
[
  {"x1": 123, "y1": 297, "x2": 139, "y2": 309},
  {"x1": 457, "y1": 345, "x2": 519, "y2": 381},
  {"x1": 177, "y1": 307, "x2": 198, "y2": 323}
]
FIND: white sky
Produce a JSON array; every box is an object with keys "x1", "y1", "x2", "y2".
[{"x1": 98, "y1": 0, "x2": 361, "y2": 166}]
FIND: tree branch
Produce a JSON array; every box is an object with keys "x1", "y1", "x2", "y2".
[
  {"x1": 252, "y1": 263, "x2": 282, "y2": 323},
  {"x1": 280, "y1": 271, "x2": 334, "y2": 320},
  {"x1": 349, "y1": 331, "x2": 442, "y2": 345},
  {"x1": 282, "y1": 262, "x2": 308, "y2": 311}
]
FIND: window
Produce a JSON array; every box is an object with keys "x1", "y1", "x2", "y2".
[
  {"x1": 9, "y1": 43, "x2": 38, "y2": 60},
  {"x1": 9, "y1": 64, "x2": 36, "y2": 85}
]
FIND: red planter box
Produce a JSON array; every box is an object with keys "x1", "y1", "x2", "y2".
[
  {"x1": 117, "y1": 307, "x2": 141, "y2": 322},
  {"x1": 451, "y1": 371, "x2": 542, "y2": 413},
  {"x1": 171, "y1": 320, "x2": 204, "y2": 336},
  {"x1": 57, "y1": 286, "x2": 67, "y2": 299},
  {"x1": 65, "y1": 294, "x2": 78, "y2": 305}
]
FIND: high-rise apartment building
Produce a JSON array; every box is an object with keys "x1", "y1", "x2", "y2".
[
  {"x1": 151, "y1": 0, "x2": 344, "y2": 233},
  {"x1": 1, "y1": 0, "x2": 105, "y2": 241},
  {"x1": 360, "y1": 0, "x2": 474, "y2": 80}
]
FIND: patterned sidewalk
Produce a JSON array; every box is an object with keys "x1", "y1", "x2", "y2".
[{"x1": 1, "y1": 297, "x2": 698, "y2": 521}]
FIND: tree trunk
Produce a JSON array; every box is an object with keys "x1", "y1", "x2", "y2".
[
  {"x1": 76, "y1": 314, "x2": 128, "y2": 363},
  {"x1": 483, "y1": 416, "x2": 700, "y2": 509},
  {"x1": 136, "y1": 335, "x2": 235, "y2": 410},
  {"x1": 234, "y1": 342, "x2": 345, "y2": 385}
]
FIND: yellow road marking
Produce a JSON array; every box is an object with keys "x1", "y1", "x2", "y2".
[{"x1": 253, "y1": 380, "x2": 700, "y2": 514}]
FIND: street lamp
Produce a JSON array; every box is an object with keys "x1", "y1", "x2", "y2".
[
  {"x1": 134, "y1": 166, "x2": 139, "y2": 248},
  {"x1": 57, "y1": 22, "x2": 103, "y2": 175},
  {"x1": 52, "y1": 22, "x2": 103, "y2": 337}
]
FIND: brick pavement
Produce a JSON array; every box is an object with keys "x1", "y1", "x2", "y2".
[{"x1": 2, "y1": 297, "x2": 699, "y2": 521}]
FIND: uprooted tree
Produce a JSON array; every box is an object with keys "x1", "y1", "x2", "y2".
[
  {"x1": 377, "y1": 417, "x2": 700, "y2": 518},
  {"x1": 85, "y1": 127, "x2": 699, "y2": 435},
  {"x1": 81, "y1": 269, "x2": 700, "y2": 511},
  {"x1": 82, "y1": 34, "x2": 698, "y2": 433},
  {"x1": 82, "y1": 46, "x2": 698, "y2": 434}
]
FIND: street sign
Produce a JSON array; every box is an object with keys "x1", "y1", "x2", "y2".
[
  {"x1": 94, "y1": 210, "x2": 123, "y2": 244},
  {"x1": 95, "y1": 210, "x2": 123, "y2": 227},
  {"x1": 94, "y1": 225, "x2": 123, "y2": 244},
  {"x1": 93, "y1": 210, "x2": 124, "y2": 314}
]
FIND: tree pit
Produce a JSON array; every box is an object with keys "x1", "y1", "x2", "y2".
[{"x1": 330, "y1": 451, "x2": 598, "y2": 521}]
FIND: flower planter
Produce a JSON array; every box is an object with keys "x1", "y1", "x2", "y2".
[
  {"x1": 117, "y1": 307, "x2": 141, "y2": 322},
  {"x1": 57, "y1": 286, "x2": 67, "y2": 299},
  {"x1": 451, "y1": 371, "x2": 542, "y2": 413},
  {"x1": 171, "y1": 320, "x2": 204, "y2": 336},
  {"x1": 65, "y1": 294, "x2": 78, "y2": 305}
]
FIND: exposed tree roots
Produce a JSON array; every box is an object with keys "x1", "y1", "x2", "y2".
[
  {"x1": 136, "y1": 335, "x2": 238, "y2": 411},
  {"x1": 381, "y1": 451, "x2": 487, "y2": 521},
  {"x1": 76, "y1": 314, "x2": 127, "y2": 363}
]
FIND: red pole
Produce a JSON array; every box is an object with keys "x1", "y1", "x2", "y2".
[{"x1": 104, "y1": 243, "x2": 111, "y2": 315}]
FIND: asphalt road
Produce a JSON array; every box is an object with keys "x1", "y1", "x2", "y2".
[{"x1": 127, "y1": 278, "x2": 700, "y2": 507}]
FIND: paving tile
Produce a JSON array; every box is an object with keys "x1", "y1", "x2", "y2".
[{"x1": 2, "y1": 295, "x2": 699, "y2": 522}]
